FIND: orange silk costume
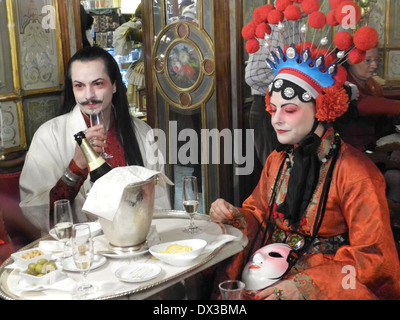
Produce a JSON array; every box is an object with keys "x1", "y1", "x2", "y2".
[{"x1": 218, "y1": 128, "x2": 400, "y2": 300}]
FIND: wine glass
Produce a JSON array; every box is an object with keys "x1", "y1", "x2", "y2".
[
  {"x1": 182, "y1": 176, "x2": 201, "y2": 234},
  {"x1": 89, "y1": 109, "x2": 113, "y2": 159},
  {"x1": 72, "y1": 223, "x2": 96, "y2": 297},
  {"x1": 53, "y1": 199, "x2": 73, "y2": 259}
]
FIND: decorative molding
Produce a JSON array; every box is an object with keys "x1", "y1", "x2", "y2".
[
  {"x1": 388, "y1": 50, "x2": 400, "y2": 81},
  {"x1": 15, "y1": 0, "x2": 60, "y2": 91},
  {"x1": 23, "y1": 95, "x2": 62, "y2": 143},
  {"x1": 0, "y1": 101, "x2": 22, "y2": 150}
]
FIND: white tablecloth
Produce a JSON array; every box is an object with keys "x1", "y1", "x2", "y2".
[{"x1": 1, "y1": 216, "x2": 245, "y2": 300}]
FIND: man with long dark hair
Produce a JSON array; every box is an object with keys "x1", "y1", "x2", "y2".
[{"x1": 20, "y1": 46, "x2": 170, "y2": 234}]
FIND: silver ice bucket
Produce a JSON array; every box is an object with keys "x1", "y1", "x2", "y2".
[{"x1": 98, "y1": 176, "x2": 156, "y2": 248}]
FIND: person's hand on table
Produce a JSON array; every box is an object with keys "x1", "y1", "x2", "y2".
[
  {"x1": 254, "y1": 280, "x2": 304, "y2": 300},
  {"x1": 209, "y1": 198, "x2": 240, "y2": 223}
]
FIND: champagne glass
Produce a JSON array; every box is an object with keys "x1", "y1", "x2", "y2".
[
  {"x1": 53, "y1": 199, "x2": 73, "y2": 259},
  {"x1": 182, "y1": 176, "x2": 201, "y2": 234},
  {"x1": 72, "y1": 223, "x2": 96, "y2": 297},
  {"x1": 89, "y1": 109, "x2": 113, "y2": 159}
]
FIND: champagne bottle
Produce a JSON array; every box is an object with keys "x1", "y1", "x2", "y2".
[{"x1": 74, "y1": 131, "x2": 112, "y2": 183}]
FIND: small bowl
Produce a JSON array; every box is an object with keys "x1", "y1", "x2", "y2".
[
  {"x1": 149, "y1": 239, "x2": 207, "y2": 267},
  {"x1": 20, "y1": 266, "x2": 63, "y2": 286},
  {"x1": 11, "y1": 248, "x2": 52, "y2": 269}
]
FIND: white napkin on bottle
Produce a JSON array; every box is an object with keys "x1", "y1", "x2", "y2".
[{"x1": 82, "y1": 166, "x2": 173, "y2": 221}]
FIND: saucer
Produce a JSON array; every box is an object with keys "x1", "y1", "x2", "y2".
[
  {"x1": 62, "y1": 255, "x2": 106, "y2": 272},
  {"x1": 115, "y1": 263, "x2": 161, "y2": 283}
]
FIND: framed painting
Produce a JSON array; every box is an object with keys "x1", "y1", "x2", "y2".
[{"x1": 167, "y1": 42, "x2": 201, "y2": 89}]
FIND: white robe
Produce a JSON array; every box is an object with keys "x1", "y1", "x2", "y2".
[{"x1": 19, "y1": 105, "x2": 171, "y2": 233}]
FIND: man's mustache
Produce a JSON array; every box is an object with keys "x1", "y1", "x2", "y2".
[{"x1": 79, "y1": 99, "x2": 103, "y2": 106}]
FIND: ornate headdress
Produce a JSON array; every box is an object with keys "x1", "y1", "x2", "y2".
[{"x1": 242, "y1": 0, "x2": 378, "y2": 122}]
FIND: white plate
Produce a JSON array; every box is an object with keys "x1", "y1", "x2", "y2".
[
  {"x1": 100, "y1": 247, "x2": 149, "y2": 259},
  {"x1": 115, "y1": 263, "x2": 161, "y2": 283},
  {"x1": 61, "y1": 255, "x2": 107, "y2": 272},
  {"x1": 50, "y1": 222, "x2": 102, "y2": 240}
]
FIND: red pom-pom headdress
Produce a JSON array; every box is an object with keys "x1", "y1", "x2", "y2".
[{"x1": 241, "y1": 0, "x2": 379, "y2": 122}]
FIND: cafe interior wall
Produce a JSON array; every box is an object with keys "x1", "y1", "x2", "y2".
[{"x1": 0, "y1": 0, "x2": 83, "y2": 249}]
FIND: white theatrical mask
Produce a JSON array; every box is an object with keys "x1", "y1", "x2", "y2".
[{"x1": 241, "y1": 243, "x2": 293, "y2": 291}]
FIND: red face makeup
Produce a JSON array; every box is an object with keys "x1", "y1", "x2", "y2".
[{"x1": 270, "y1": 91, "x2": 316, "y2": 146}]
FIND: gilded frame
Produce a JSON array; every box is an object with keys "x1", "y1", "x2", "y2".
[
  {"x1": 12, "y1": 0, "x2": 64, "y2": 94},
  {"x1": 152, "y1": 21, "x2": 215, "y2": 110}
]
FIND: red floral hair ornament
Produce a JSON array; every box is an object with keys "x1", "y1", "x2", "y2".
[{"x1": 315, "y1": 85, "x2": 349, "y2": 122}]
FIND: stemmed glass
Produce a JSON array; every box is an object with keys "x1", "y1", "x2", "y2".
[
  {"x1": 182, "y1": 176, "x2": 201, "y2": 234},
  {"x1": 53, "y1": 199, "x2": 73, "y2": 259},
  {"x1": 89, "y1": 109, "x2": 113, "y2": 159},
  {"x1": 72, "y1": 223, "x2": 96, "y2": 297}
]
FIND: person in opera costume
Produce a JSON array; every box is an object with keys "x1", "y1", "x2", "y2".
[{"x1": 209, "y1": 0, "x2": 400, "y2": 300}]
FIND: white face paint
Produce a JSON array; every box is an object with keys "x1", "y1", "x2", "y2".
[
  {"x1": 71, "y1": 59, "x2": 116, "y2": 116},
  {"x1": 270, "y1": 90, "x2": 316, "y2": 146}
]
